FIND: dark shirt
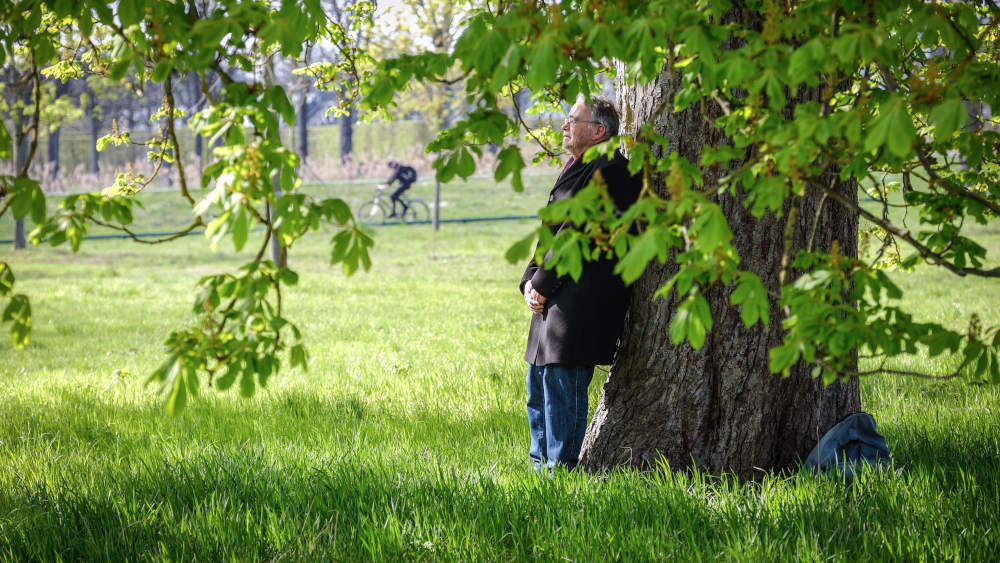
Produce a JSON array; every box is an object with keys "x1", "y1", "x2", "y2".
[
  {"x1": 520, "y1": 150, "x2": 641, "y2": 366},
  {"x1": 386, "y1": 165, "x2": 417, "y2": 188}
]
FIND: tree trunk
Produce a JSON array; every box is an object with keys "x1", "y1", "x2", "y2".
[
  {"x1": 339, "y1": 105, "x2": 354, "y2": 163},
  {"x1": 580, "y1": 39, "x2": 860, "y2": 481},
  {"x1": 87, "y1": 107, "x2": 100, "y2": 174},
  {"x1": 12, "y1": 112, "x2": 28, "y2": 251},
  {"x1": 297, "y1": 85, "x2": 309, "y2": 160},
  {"x1": 48, "y1": 126, "x2": 60, "y2": 179},
  {"x1": 194, "y1": 132, "x2": 203, "y2": 179}
]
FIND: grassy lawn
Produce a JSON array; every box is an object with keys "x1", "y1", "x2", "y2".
[{"x1": 1, "y1": 176, "x2": 999, "y2": 560}]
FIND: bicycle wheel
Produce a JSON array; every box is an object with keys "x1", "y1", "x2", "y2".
[
  {"x1": 403, "y1": 199, "x2": 431, "y2": 224},
  {"x1": 357, "y1": 201, "x2": 386, "y2": 225}
]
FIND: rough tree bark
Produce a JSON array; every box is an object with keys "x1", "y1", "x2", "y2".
[{"x1": 580, "y1": 21, "x2": 860, "y2": 480}]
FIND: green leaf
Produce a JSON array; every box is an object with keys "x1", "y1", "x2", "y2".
[
  {"x1": 865, "y1": 98, "x2": 915, "y2": 158},
  {"x1": 505, "y1": 230, "x2": 537, "y2": 264},
  {"x1": 109, "y1": 58, "x2": 132, "y2": 80},
  {"x1": 9, "y1": 179, "x2": 42, "y2": 221},
  {"x1": 232, "y1": 207, "x2": 249, "y2": 252},
  {"x1": 455, "y1": 147, "x2": 476, "y2": 179},
  {"x1": 279, "y1": 164, "x2": 296, "y2": 193},
  {"x1": 730, "y1": 273, "x2": 770, "y2": 328},
  {"x1": 31, "y1": 185, "x2": 46, "y2": 225},
  {"x1": 929, "y1": 98, "x2": 969, "y2": 142},
  {"x1": 205, "y1": 211, "x2": 230, "y2": 240},
  {"x1": 270, "y1": 86, "x2": 296, "y2": 125},
  {"x1": 151, "y1": 59, "x2": 173, "y2": 82},
  {"x1": 525, "y1": 39, "x2": 557, "y2": 92},
  {"x1": 0, "y1": 263, "x2": 14, "y2": 296},
  {"x1": 769, "y1": 342, "x2": 800, "y2": 376},
  {"x1": 325, "y1": 198, "x2": 351, "y2": 225},
  {"x1": 670, "y1": 294, "x2": 712, "y2": 350},
  {"x1": 0, "y1": 123, "x2": 11, "y2": 160},
  {"x1": 118, "y1": 0, "x2": 141, "y2": 27},
  {"x1": 787, "y1": 39, "x2": 824, "y2": 87},
  {"x1": 494, "y1": 145, "x2": 526, "y2": 192},
  {"x1": 330, "y1": 226, "x2": 374, "y2": 275},
  {"x1": 278, "y1": 268, "x2": 299, "y2": 286},
  {"x1": 822, "y1": 369, "x2": 838, "y2": 386},
  {"x1": 690, "y1": 204, "x2": 732, "y2": 251},
  {"x1": 615, "y1": 228, "x2": 666, "y2": 284}
]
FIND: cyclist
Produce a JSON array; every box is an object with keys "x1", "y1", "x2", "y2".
[{"x1": 380, "y1": 160, "x2": 418, "y2": 218}]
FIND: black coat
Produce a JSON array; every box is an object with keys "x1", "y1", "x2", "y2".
[{"x1": 520, "y1": 150, "x2": 641, "y2": 366}]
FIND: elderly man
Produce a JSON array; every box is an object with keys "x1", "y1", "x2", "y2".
[{"x1": 520, "y1": 96, "x2": 641, "y2": 471}]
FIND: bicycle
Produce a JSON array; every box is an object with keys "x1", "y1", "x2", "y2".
[{"x1": 356, "y1": 184, "x2": 431, "y2": 225}]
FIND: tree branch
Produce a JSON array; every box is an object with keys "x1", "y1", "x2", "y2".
[
  {"x1": 164, "y1": 74, "x2": 195, "y2": 205},
  {"x1": 874, "y1": 61, "x2": 1000, "y2": 217},
  {"x1": 915, "y1": 146, "x2": 1000, "y2": 216},
  {"x1": 508, "y1": 82, "x2": 560, "y2": 158},
  {"x1": 17, "y1": 58, "x2": 42, "y2": 179},
  {"x1": 809, "y1": 177, "x2": 1000, "y2": 277},
  {"x1": 87, "y1": 218, "x2": 203, "y2": 244}
]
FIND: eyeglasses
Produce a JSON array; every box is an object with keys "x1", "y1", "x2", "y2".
[{"x1": 563, "y1": 116, "x2": 601, "y2": 127}]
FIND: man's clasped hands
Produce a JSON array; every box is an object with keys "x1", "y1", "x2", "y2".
[{"x1": 523, "y1": 280, "x2": 548, "y2": 315}]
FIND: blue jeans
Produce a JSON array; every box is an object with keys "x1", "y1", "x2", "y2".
[{"x1": 526, "y1": 364, "x2": 595, "y2": 470}]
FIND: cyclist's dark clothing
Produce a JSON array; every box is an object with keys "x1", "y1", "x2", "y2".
[
  {"x1": 387, "y1": 165, "x2": 417, "y2": 188},
  {"x1": 386, "y1": 165, "x2": 417, "y2": 215}
]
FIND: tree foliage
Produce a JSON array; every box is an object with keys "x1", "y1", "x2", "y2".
[{"x1": 364, "y1": 0, "x2": 1000, "y2": 384}]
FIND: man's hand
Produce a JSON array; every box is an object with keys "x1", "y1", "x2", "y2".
[{"x1": 524, "y1": 280, "x2": 548, "y2": 315}]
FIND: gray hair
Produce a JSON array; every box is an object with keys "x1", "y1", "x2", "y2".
[{"x1": 578, "y1": 94, "x2": 620, "y2": 138}]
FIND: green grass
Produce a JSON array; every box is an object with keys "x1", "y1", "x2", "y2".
[{"x1": 1, "y1": 177, "x2": 999, "y2": 560}]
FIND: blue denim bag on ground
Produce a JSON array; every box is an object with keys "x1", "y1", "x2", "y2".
[{"x1": 805, "y1": 412, "x2": 891, "y2": 479}]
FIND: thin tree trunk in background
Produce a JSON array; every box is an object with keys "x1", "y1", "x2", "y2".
[
  {"x1": 12, "y1": 113, "x2": 28, "y2": 250},
  {"x1": 12, "y1": 217, "x2": 25, "y2": 250},
  {"x1": 47, "y1": 126, "x2": 60, "y2": 179},
  {"x1": 580, "y1": 7, "x2": 860, "y2": 479},
  {"x1": 339, "y1": 105, "x2": 354, "y2": 163},
  {"x1": 194, "y1": 133, "x2": 203, "y2": 178},
  {"x1": 297, "y1": 88, "x2": 308, "y2": 160},
  {"x1": 87, "y1": 104, "x2": 99, "y2": 174}
]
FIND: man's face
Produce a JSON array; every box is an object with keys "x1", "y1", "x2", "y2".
[{"x1": 561, "y1": 101, "x2": 605, "y2": 158}]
